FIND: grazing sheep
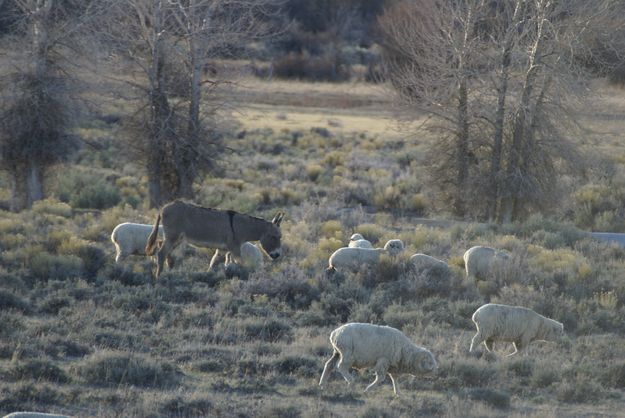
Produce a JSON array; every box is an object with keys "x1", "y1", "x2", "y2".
[
  {"x1": 319, "y1": 323, "x2": 437, "y2": 395},
  {"x1": 3, "y1": 413, "x2": 72, "y2": 418},
  {"x1": 111, "y1": 223, "x2": 175, "y2": 268},
  {"x1": 349, "y1": 233, "x2": 373, "y2": 249},
  {"x1": 327, "y1": 239, "x2": 404, "y2": 274},
  {"x1": 209, "y1": 242, "x2": 264, "y2": 273},
  {"x1": 239, "y1": 242, "x2": 264, "y2": 270},
  {"x1": 463, "y1": 245, "x2": 509, "y2": 281},
  {"x1": 410, "y1": 253, "x2": 450, "y2": 274},
  {"x1": 470, "y1": 303, "x2": 564, "y2": 356}
]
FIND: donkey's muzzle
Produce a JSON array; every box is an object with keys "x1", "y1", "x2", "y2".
[{"x1": 269, "y1": 251, "x2": 281, "y2": 260}]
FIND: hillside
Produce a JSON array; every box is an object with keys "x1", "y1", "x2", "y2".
[{"x1": 1, "y1": 75, "x2": 625, "y2": 418}]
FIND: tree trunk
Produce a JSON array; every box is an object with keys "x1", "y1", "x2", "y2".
[
  {"x1": 10, "y1": 162, "x2": 44, "y2": 212},
  {"x1": 498, "y1": 2, "x2": 547, "y2": 223},
  {"x1": 453, "y1": 77, "x2": 469, "y2": 218},
  {"x1": 487, "y1": 0, "x2": 523, "y2": 222},
  {"x1": 146, "y1": 0, "x2": 172, "y2": 208},
  {"x1": 179, "y1": 38, "x2": 203, "y2": 199}
]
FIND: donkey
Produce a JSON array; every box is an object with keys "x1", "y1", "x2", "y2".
[{"x1": 145, "y1": 200, "x2": 284, "y2": 277}]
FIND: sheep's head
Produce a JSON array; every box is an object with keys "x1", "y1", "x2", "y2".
[
  {"x1": 546, "y1": 319, "x2": 565, "y2": 341},
  {"x1": 384, "y1": 239, "x2": 404, "y2": 256},
  {"x1": 409, "y1": 348, "x2": 437, "y2": 375},
  {"x1": 350, "y1": 233, "x2": 365, "y2": 241}
]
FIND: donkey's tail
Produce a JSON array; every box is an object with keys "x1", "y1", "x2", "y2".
[{"x1": 145, "y1": 213, "x2": 161, "y2": 255}]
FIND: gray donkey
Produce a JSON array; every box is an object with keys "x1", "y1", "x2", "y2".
[{"x1": 145, "y1": 200, "x2": 284, "y2": 277}]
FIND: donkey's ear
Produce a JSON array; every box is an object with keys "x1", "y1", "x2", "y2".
[{"x1": 272, "y1": 212, "x2": 284, "y2": 226}]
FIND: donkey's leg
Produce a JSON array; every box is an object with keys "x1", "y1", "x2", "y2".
[{"x1": 156, "y1": 235, "x2": 180, "y2": 277}]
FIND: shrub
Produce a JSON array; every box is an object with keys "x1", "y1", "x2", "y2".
[
  {"x1": 10, "y1": 359, "x2": 70, "y2": 383},
  {"x1": 556, "y1": 377, "x2": 605, "y2": 403},
  {"x1": 32, "y1": 198, "x2": 73, "y2": 218},
  {"x1": 320, "y1": 220, "x2": 342, "y2": 239},
  {"x1": 242, "y1": 272, "x2": 320, "y2": 310},
  {"x1": 39, "y1": 295, "x2": 71, "y2": 315},
  {"x1": 468, "y1": 388, "x2": 511, "y2": 409},
  {"x1": 57, "y1": 171, "x2": 121, "y2": 209},
  {"x1": 160, "y1": 395, "x2": 213, "y2": 417},
  {"x1": 29, "y1": 252, "x2": 83, "y2": 281},
  {"x1": 213, "y1": 317, "x2": 294, "y2": 344},
  {"x1": 272, "y1": 355, "x2": 318, "y2": 378},
  {"x1": 382, "y1": 303, "x2": 423, "y2": 329},
  {"x1": 0, "y1": 290, "x2": 30, "y2": 313},
  {"x1": 439, "y1": 360, "x2": 497, "y2": 388},
  {"x1": 273, "y1": 52, "x2": 350, "y2": 82},
  {"x1": 601, "y1": 361, "x2": 625, "y2": 388},
  {"x1": 259, "y1": 405, "x2": 302, "y2": 418},
  {"x1": 74, "y1": 351, "x2": 181, "y2": 388},
  {"x1": 530, "y1": 365, "x2": 561, "y2": 388},
  {"x1": 60, "y1": 242, "x2": 106, "y2": 279}
]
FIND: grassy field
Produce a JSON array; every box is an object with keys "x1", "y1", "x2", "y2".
[{"x1": 2, "y1": 76, "x2": 625, "y2": 417}]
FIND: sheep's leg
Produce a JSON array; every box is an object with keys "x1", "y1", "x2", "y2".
[
  {"x1": 470, "y1": 331, "x2": 484, "y2": 352},
  {"x1": 388, "y1": 373, "x2": 400, "y2": 396},
  {"x1": 336, "y1": 354, "x2": 355, "y2": 386},
  {"x1": 319, "y1": 350, "x2": 339, "y2": 388},
  {"x1": 509, "y1": 336, "x2": 529, "y2": 357},
  {"x1": 115, "y1": 250, "x2": 127, "y2": 263},
  {"x1": 484, "y1": 338, "x2": 494, "y2": 352},
  {"x1": 364, "y1": 358, "x2": 389, "y2": 393},
  {"x1": 165, "y1": 254, "x2": 175, "y2": 269}
]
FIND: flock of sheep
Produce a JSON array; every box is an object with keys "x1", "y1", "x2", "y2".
[
  {"x1": 2, "y1": 220, "x2": 566, "y2": 417},
  {"x1": 108, "y1": 222, "x2": 565, "y2": 397}
]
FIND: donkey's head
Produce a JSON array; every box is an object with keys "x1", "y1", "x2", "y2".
[{"x1": 260, "y1": 212, "x2": 284, "y2": 260}]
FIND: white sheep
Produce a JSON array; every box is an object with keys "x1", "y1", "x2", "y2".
[
  {"x1": 209, "y1": 242, "x2": 264, "y2": 274},
  {"x1": 410, "y1": 253, "x2": 450, "y2": 274},
  {"x1": 319, "y1": 323, "x2": 437, "y2": 395},
  {"x1": 348, "y1": 233, "x2": 373, "y2": 249},
  {"x1": 470, "y1": 303, "x2": 564, "y2": 356},
  {"x1": 3, "y1": 413, "x2": 72, "y2": 418},
  {"x1": 327, "y1": 239, "x2": 404, "y2": 274},
  {"x1": 463, "y1": 245, "x2": 510, "y2": 281},
  {"x1": 111, "y1": 223, "x2": 173, "y2": 267}
]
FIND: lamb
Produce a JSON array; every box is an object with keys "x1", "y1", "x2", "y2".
[
  {"x1": 111, "y1": 222, "x2": 173, "y2": 267},
  {"x1": 470, "y1": 303, "x2": 564, "y2": 356},
  {"x1": 348, "y1": 233, "x2": 373, "y2": 249},
  {"x1": 209, "y1": 242, "x2": 264, "y2": 274},
  {"x1": 410, "y1": 253, "x2": 450, "y2": 274},
  {"x1": 327, "y1": 239, "x2": 404, "y2": 274},
  {"x1": 463, "y1": 245, "x2": 510, "y2": 281},
  {"x1": 319, "y1": 323, "x2": 437, "y2": 395}
]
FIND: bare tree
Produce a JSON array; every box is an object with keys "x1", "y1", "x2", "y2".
[
  {"x1": 379, "y1": 0, "x2": 490, "y2": 218},
  {"x1": 380, "y1": 0, "x2": 622, "y2": 222},
  {"x1": 0, "y1": 0, "x2": 104, "y2": 211},
  {"x1": 101, "y1": 0, "x2": 279, "y2": 208}
]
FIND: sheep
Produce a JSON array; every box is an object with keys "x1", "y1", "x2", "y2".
[
  {"x1": 224, "y1": 252, "x2": 247, "y2": 280},
  {"x1": 209, "y1": 242, "x2": 264, "y2": 274},
  {"x1": 239, "y1": 242, "x2": 264, "y2": 270},
  {"x1": 319, "y1": 322, "x2": 437, "y2": 395},
  {"x1": 410, "y1": 253, "x2": 450, "y2": 274},
  {"x1": 3, "y1": 413, "x2": 72, "y2": 418},
  {"x1": 327, "y1": 239, "x2": 404, "y2": 274},
  {"x1": 463, "y1": 245, "x2": 510, "y2": 282},
  {"x1": 470, "y1": 303, "x2": 564, "y2": 356},
  {"x1": 348, "y1": 233, "x2": 373, "y2": 249},
  {"x1": 111, "y1": 223, "x2": 173, "y2": 267}
]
